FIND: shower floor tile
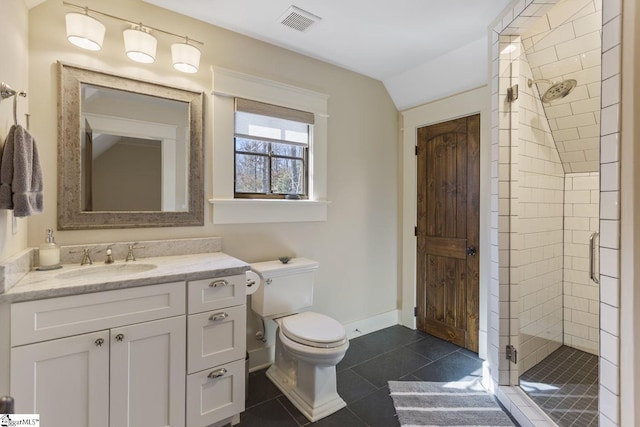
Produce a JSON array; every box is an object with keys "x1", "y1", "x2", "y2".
[{"x1": 520, "y1": 345, "x2": 599, "y2": 427}]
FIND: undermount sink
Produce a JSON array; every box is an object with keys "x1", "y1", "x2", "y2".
[{"x1": 56, "y1": 263, "x2": 158, "y2": 280}]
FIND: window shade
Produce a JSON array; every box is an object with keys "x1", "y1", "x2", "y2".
[{"x1": 235, "y1": 98, "x2": 314, "y2": 125}]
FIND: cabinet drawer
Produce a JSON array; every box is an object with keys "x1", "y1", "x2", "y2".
[
  {"x1": 11, "y1": 282, "x2": 185, "y2": 346},
  {"x1": 186, "y1": 359, "x2": 245, "y2": 427},
  {"x1": 187, "y1": 304, "x2": 246, "y2": 374},
  {"x1": 187, "y1": 274, "x2": 245, "y2": 314}
]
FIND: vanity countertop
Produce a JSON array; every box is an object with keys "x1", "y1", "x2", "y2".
[{"x1": 1, "y1": 252, "x2": 249, "y2": 303}]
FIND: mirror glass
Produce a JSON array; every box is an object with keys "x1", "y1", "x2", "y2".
[
  {"x1": 58, "y1": 63, "x2": 204, "y2": 229},
  {"x1": 81, "y1": 84, "x2": 189, "y2": 212}
]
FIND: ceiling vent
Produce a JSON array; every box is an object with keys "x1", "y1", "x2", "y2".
[{"x1": 280, "y1": 6, "x2": 321, "y2": 32}]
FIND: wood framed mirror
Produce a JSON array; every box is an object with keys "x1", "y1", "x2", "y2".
[{"x1": 57, "y1": 62, "x2": 204, "y2": 229}]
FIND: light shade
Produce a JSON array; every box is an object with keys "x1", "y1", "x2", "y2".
[
  {"x1": 65, "y1": 12, "x2": 105, "y2": 51},
  {"x1": 123, "y1": 27, "x2": 157, "y2": 63},
  {"x1": 171, "y1": 42, "x2": 201, "y2": 73}
]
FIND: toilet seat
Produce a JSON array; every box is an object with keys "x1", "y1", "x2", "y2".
[{"x1": 281, "y1": 312, "x2": 347, "y2": 349}]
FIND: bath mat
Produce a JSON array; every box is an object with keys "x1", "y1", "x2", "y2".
[{"x1": 388, "y1": 380, "x2": 515, "y2": 426}]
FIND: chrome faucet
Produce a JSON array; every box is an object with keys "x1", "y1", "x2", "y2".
[
  {"x1": 80, "y1": 248, "x2": 93, "y2": 265},
  {"x1": 70, "y1": 248, "x2": 93, "y2": 265},
  {"x1": 125, "y1": 244, "x2": 145, "y2": 262}
]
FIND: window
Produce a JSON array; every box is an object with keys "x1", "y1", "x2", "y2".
[
  {"x1": 210, "y1": 66, "x2": 329, "y2": 224},
  {"x1": 234, "y1": 98, "x2": 313, "y2": 199}
]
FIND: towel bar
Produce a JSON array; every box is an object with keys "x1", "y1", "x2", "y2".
[{"x1": 1, "y1": 81, "x2": 28, "y2": 127}]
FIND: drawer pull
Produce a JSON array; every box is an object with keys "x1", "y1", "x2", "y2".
[
  {"x1": 207, "y1": 368, "x2": 227, "y2": 379},
  {"x1": 209, "y1": 312, "x2": 229, "y2": 321},
  {"x1": 209, "y1": 279, "x2": 229, "y2": 288}
]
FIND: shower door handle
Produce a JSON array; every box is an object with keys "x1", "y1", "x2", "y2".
[{"x1": 589, "y1": 232, "x2": 599, "y2": 284}]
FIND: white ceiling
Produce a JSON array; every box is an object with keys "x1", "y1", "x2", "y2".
[{"x1": 144, "y1": 0, "x2": 513, "y2": 106}]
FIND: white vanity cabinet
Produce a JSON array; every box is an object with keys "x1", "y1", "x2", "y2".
[
  {"x1": 11, "y1": 330, "x2": 110, "y2": 427},
  {"x1": 186, "y1": 274, "x2": 246, "y2": 427},
  {"x1": 9, "y1": 281, "x2": 187, "y2": 427},
  {"x1": 109, "y1": 316, "x2": 186, "y2": 427}
]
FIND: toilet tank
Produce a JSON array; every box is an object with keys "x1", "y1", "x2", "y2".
[{"x1": 250, "y1": 258, "x2": 319, "y2": 318}]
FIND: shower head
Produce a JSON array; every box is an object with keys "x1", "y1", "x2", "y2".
[{"x1": 527, "y1": 78, "x2": 578, "y2": 102}]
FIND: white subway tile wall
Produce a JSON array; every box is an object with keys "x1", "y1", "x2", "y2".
[
  {"x1": 563, "y1": 172, "x2": 600, "y2": 355},
  {"x1": 515, "y1": 50, "x2": 565, "y2": 375},
  {"x1": 490, "y1": 0, "x2": 621, "y2": 425},
  {"x1": 521, "y1": 0, "x2": 602, "y2": 174}
]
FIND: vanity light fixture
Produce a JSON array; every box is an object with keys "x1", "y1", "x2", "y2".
[
  {"x1": 63, "y1": 2, "x2": 203, "y2": 73},
  {"x1": 123, "y1": 25, "x2": 157, "y2": 63},
  {"x1": 171, "y1": 38, "x2": 201, "y2": 73},
  {"x1": 65, "y1": 8, "x2": 106, "y2": 51}
]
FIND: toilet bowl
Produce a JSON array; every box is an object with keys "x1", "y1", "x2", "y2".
[
  {"x1": 266, "y1": 312, "x2": 349, "y2": 421},
  {"x1": 248, "y1": 258, "x2": 349, "y2": 422}
]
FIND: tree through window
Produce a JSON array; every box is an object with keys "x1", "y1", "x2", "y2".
[{"x1": 234, "y1": 98, "x2": 312, "y2": 198}]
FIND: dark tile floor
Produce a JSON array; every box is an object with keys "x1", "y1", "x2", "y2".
[
  {"x1": 237, "y1": 325, "x2": 491, "y2": 427},
  {"x1": 520, "y1": 345, "x2": 599, "y2": 427}
]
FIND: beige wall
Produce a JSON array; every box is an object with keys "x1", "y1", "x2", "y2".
[
  {"x1": 25, "y1": 0, "x2": 399, "y2": 330},
  {"x1": 0, "y1": 0, "x2": 29, "y2": 261},
  {"x1": 93, "y1": 140, "x2": 162, "y2": 211}
]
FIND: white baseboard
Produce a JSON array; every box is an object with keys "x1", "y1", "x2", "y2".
[
  {"x1": 343, "y1": 310, "x2": 400, "y2": 339},
  {"x1": 247, "y1": 309, "x2": 400, "y2": 371},
  {"x1": 248, "y1": 345, "x2": 275, "y2": 372}
]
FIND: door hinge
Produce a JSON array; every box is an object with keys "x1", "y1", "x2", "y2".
[
  {"x1": 507, "y1": 84, "x2": 519, "y2": 103},
  {"x1": 414, "y1": 306, "x2": 417, "y2": 317},
  {"x1": 415, "y1": 146, "x2": 419, "y2": 156},
  {"x1": 506, "y1": 344, "x2": 517, "y2": 364},
  {"x1": 414, "y1": 226, "x2": 417, "y2": 236}
]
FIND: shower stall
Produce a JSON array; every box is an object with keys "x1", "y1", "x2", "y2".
[{"x1": 498, "y1": 1, "x2": 602, "y2": 425}]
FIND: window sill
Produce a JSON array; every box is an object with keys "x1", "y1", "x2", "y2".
[{"x1": 208, "y1": 199, "x2": 330, "y2": 224}]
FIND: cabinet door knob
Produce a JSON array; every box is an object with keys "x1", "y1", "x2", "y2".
[
  {"x1": 209, "y1": 279, "x2": 229, "y2": 288},
  {"x1": 115, "y1": 333, "x2": 125, "y2": 342},
  {"x1": 209, "y1": 312, "x2": 229, "y2": 322},
  {"x1": 207, "y1": 368, "x2": 227, "y2": 379},
  {"x1": 95, "y1": 338, "x2": 104, "y2": 347}
]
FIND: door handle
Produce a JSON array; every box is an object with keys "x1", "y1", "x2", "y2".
[
  {"x1": 590, "y1": 232, "x2": 599, "y2": 284},
  {"x1": 466, "y1": 247, "x2": 477, "y2": 256}
]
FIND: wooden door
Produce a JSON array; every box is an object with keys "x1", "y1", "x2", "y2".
[
  {"x1": 416, "y1": 114, "x2": 480, "y2": 352},
  {"x1": 110, "y1": 316, "x2": 186, "y2": 427},
  {"x1": 10, "y1": 330, "x2": 110, "y2": 427}
]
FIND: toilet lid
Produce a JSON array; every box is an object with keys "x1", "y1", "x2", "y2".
[{"x1": 281, "y1": 312, "x2": 347, "y2": 349}]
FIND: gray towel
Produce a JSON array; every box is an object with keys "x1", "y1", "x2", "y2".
[{"x1": 0, "y1": 124, "x2": 43, "y2": 216}]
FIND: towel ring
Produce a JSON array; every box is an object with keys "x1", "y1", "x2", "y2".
[{"x1": 1, "y1": 82, "x2": 28, "y2": 127}]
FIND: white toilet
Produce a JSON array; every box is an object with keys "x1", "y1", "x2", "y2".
[{"x1": 249, "y1": 258, "x2": 349, "y2": 422}]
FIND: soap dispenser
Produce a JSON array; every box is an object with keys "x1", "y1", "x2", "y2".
[{"x1": 39, "y1": 228, "x2": 60, "y2": 269}]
